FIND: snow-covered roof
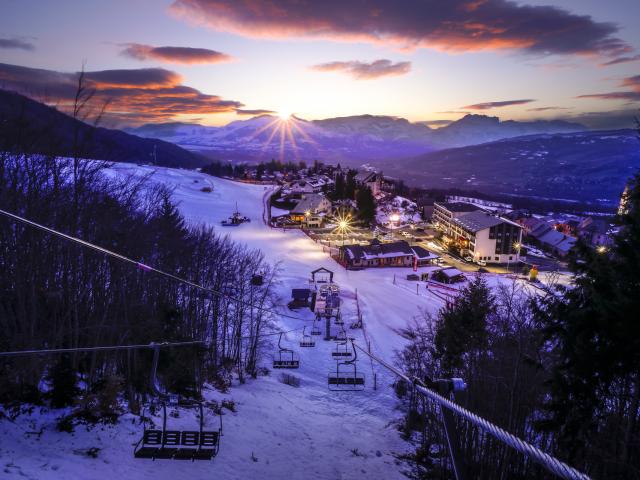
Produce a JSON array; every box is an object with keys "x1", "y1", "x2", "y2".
[
  {"x1": 454, "y1": 211, "x2": 521, "y2": 233},
  {"x1": 411, "y1": 246, "x2": 439, "y2": 260},
  {"x1": 439, "y1": 267, "x2": 464, "y2": 278},
  {"x1": 291, "y1": 194, "x2": 330, "y2": 214}
]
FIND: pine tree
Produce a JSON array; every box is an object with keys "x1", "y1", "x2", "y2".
[
  {"x1": 356, "y1": 186, "x2": 376, "y2": 225},
  {"x1": 434, "y1": 275, "x2": 494, "y2": 374},
  {"x1": 333, "y1": 172, "x2": 345, "y2": 199},
  {"x1": 533, "y1": 170, "x2": 640, "y2": 463}
]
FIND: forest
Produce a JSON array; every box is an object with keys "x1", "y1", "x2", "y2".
[
  {"x1": 0, "y1": 88, "x2": 278, "y2": 427},
  {"x1": 397, "y1": 170, "x2": 640, "y2": 479}
]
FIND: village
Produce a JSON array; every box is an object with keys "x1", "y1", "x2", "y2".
[{"x1": 210, "y1": 160, "x2": 618, "y2": 290}]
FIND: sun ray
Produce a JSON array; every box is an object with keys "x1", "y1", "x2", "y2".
[
  {"x1": 260, "y1": 120, "x2": 281, "y2": 152},
  {"x1": 290, "y1": 118, "x2": 319, "y2": 146},
  {"x1": 285, "y1": 122, "x2": 300, "y2": 162},
  {"x1": 278, "y1": 121, "x2": 286, "y2": 161},
  {"x1": 248, "y1": 116, "x2": 280, "y2": 141}
]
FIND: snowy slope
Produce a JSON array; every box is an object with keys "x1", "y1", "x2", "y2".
[{"x1": 1, "y1": 163, "x2": 555, "y2": 479}]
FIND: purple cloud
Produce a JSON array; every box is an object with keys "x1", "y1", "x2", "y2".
[
  {"x1": 462, "y1": 99, "x2": 535, "y2": 110},
  {"x1": 0, "y1": 38, "x2": 35, "y2": 51},
  {"x1": 170, "y1": 0, "x2": 630, "y2": 58},
  {"x1": 577, "y1": 75, "x2": 640, "y2": 102},
  {"x1": 121, "y1": 43, "x2": 233, "y2": 64},
  {"x1": 311, "y1": 59, "x2": 411, "y2": 80},
  {"x1": 236, "y1": 108, "x2": 276, "y2": 115},
  {"x1": 527, "y1": 106, "x2": 572, "y2": 112},
  {"x1": 0, "y1": 62, "x2": 244, "y2": 125},
  {"x1": 600, "y1": 54, "x2": 640, "y2": 66}
]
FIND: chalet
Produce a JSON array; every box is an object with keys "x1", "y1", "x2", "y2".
[
  {"x1": 354, "y1": 171, "x2": 384, "y2": 196},
  {"x1": 338, "y1": 240, "x2": 440, "y2": 269},
  {"x1": 412, "y1": 246, "x2": 440, "y2": 266},
  {"x1": 431, "y1": 267, "x2": 466, "y2": 284},
  {"x1": 290, "y1": 193, "x2": 332, "y2": 224}
]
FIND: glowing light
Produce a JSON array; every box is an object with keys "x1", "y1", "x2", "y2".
[
  {"x1": 278, "y1": 111, "x2": 291, "y2": 121},
  {"x1": 339, "y1": 220, "x2": 348, "y2": 230},
  {"x1": 513, "y1": 242, "x2": 521, "y2": 250},
  {"x1": 597, "y1": 245, "x2": 608, "y2": 254},
  {"x1": 389, "y1": 213, "x2": 400, "y2": 222}
]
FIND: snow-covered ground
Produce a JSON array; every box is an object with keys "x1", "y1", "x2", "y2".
[{"x1": 1, "y1": 163, "x2": 563, "y2": 479}]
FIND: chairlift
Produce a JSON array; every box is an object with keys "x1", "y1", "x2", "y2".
[
  {"x1": 310, "y1": 321, "x2": 322, "y2": 336},
  {"x1": 328, "y1": 339, "x2": 365, "y2": 391},
  {"x1": 299, "y1": 327, "x2": 315, "y2": 348},
  {"x1": 332, "y1": 339, "x2": 352, "y2": 358},
  {"x1": 334, "y1": 328, "x2": 347, "y2": 342},
  {"x1": 134, "y1": 344, "x2": 223, "y2": 461},
  {"x1": 272, "y1": 332, "x2": 300, "y2": 369},
  {"x1": 334, "y1": 312, "x2": 344, "y2": 326}
]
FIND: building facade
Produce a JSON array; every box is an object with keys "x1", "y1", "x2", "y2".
[{"x1": 434, "y1": 203, "x2": 523, "y2": 264}]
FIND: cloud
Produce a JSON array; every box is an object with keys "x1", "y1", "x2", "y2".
[
  {"x1": 170, "y1": 0, "x2": 630, "y2": 58},
  {"x1": 577, "y1": 75, "x2": 640, "y2": 103},
  {"x1": 600, "y1": 54, "x2": 640, "y2": 66},
  {"x1": 0, "y1": 38, "x2": 35, "y2": 51},
  {"x1": 0, "y1": 62, "x2": 243, "y2": 125},
  {"x1": 235, "y1": 108, "x2": 275, "y2": 115},
  {"x1": 437, "y1": 110, "x2": 470, "y2": 114},
  {"x1": 120, "y1": 43, "x2": 233, "y2": 64},
  {"x1": 527, "y1": 106, "x2": 572, "y2": 112},
  {"x1": 311, "y1": 59, "x2": 411, "y2": 80},
  {"x1": 461, "y1": 99, "x2": 535, "y2": 110}
]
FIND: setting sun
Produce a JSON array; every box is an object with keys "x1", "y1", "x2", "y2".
[{"x1": 278, "y1": 111, "x2": 292, "y2": 121}]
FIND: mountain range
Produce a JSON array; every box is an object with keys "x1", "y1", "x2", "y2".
[
  {"x1": 2, "y1": 88, "x2": 636, "y2": 204},
  {"x1": 0, "y1": 89, "x2": 206, "y2": 168},
  {"x1": 380, "y1": 129, "x2": 640, "y2": 204},
  {"x1": 126, "y1": 114, "x2": 586, "y2": 164}
]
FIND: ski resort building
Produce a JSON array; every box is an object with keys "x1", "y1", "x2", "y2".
[
  {"x1": 290, "y1": 194, "x2": 332, "y2": 224},
  {"x1": 354, "y1": 171, "x2": 384, "y2": 196},
  {"x1": 338, "y1": 240, "x2": 439, "y2": 269},
  {"x1": 432, "y1": 201, "x2": 482, "y2": 236},
  {"x1": 433, "y1": 201, "x2": 523, "y2": 264}
]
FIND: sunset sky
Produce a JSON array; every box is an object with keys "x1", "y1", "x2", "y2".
[{"x1": 1, "y1": 0, "x2": 639, "y2": 128}]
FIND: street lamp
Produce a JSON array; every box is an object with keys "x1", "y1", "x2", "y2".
[
  {"x1": 338, "y1": 220, "x2": 348, "y2": 245},
  {"x1": 596, "y1": 245, "x2": 608, "y2": 254},
  {"x1": 508, "y1": 241, "x2": 522, "y2": 273}
]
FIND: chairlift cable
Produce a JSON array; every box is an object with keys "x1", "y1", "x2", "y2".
[
  {"x1": 350, "y1": 340, "x2": 591, "y2": 480},
  {"x1": 0, "y1": 208, "x2": 312, "y2": 323},
  {"x1": 0, "y1": 326, "x2": 307, "y2": 357}
]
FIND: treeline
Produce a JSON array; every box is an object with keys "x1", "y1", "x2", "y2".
[
  {"x1": 201, "y1": 158, "x2": 313, "y2": 179},
  {"x1": 396, "y1": 173, "x2": 640, "y2": 478},
  {"x1": 0, "y1": 81, "x2": 278, "y2": 425}
]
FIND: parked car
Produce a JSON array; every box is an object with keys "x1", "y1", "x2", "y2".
[
  {"x1": 477, "y1": 260, "x2": 487, "y2": 266},
  {"x1": 464, "y1": 256, "x2": 473, "y2": 262}
]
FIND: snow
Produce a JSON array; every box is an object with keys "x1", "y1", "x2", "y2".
[{"x1": 2, "y1": 162, "x2": 557, "y2": 479}]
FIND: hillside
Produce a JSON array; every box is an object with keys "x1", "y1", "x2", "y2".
[
  {"x1": 0, "y1": 89, "x2": 208, "y2": 168},
  {"x1": 386, "y1": 129, "x2": 640, "y2": 204},
  {"x1": 126, "y1": 114, "x2": 586, "y2": 165}
]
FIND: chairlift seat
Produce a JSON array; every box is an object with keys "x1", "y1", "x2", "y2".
[
  {"x1": 273, "y1": 359, "x2": 300, "y2": 369},
  {"x1": 332, "y1": 351, "x2": 352, "y2": 357},
  {"x1": 192, "y1": 431, "x2": 219, "y2": 461},
  {"x1": 193, "y1": 449, "x2": 216, "y2": 461},
  {"x1": 134, "y1": 430, "x2": 162, "y2": 458},
  {"x1": 300, "y1": 341, "x2": 315, "y2": 347},
  {"x1": 328, "y1": 372, "x2": 365, "y2": 391},
  {"x1": 310, "y1": 327, "x2": 322, "y2": 336}
]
